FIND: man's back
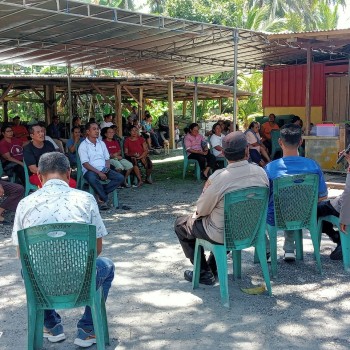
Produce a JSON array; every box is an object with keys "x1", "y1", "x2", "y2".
[
  {"x1": 197, "y1": 160, "x2": 269, "y2": 243},
  {"x1": 265, "y1": 156, "x2": 328, "y2": 225},
  {"x1": 12, "y1": 179, "x2": 106, "y2": 245}
]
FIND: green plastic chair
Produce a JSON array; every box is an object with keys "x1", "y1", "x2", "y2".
[
  {"x1": 76, "y1": 152, "x2": 119, "y2": 208},
  {"x1": 182, "y1": 145, "x2": 201, "y2": 181},
  {"x1": 270, "y1": 130, "x2": 281, "y2": 160},
  {"x1": 17, "y1": 223, "x2": 109, "y2": 350},
  {"x1": 317, "y1": 215, "x2": 350, "y2": 272},
  {"x1": 267, "y1": 174, "x2": 322, "y2": 278},
  {"x1": 23, "y1": 161, "x2": 38, "y2": 197},
  {"x1": 192, "y1": 186, "x2": 272, "y2": 307}
]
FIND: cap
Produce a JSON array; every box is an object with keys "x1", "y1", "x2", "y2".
[{"x1": 222, "y1": 131, "x2": 248, "y2": 160}]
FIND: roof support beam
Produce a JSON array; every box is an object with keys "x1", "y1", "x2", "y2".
[
  {"x1": 0, "y1": 83, "x2": 13, "y2": 103},
  {"x1": 232, "y1": 30, "x2": 239, "y2": 131},
  {"x1": 305, "y1": 46, "x2": 312, "y2": 135}
]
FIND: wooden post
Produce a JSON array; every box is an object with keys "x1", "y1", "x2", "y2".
[
  {"x1": 218, "y1": 98, "x2": 222, "y2": 114},
  {"x1": 182, "y1": 100, "x2": 187, "y2": 118},
  {"x1": 139, "y1": 87, "x2": 143, "y2": 121},
  {"x1": 168, "y1": 80, "x2": 175, "y2": 149},
  {"x1": 192, "y1": 77, "x2": 198, "y2": 122},
  {"x1": 305, "y1": 46, "x2": 312, "y2": 136},
  {"x1": 115, "y1": 84, "x2": 122, "y2": 137},
  {"x1": 3, "y1": 101, "x2": 8, "y2": 122}
]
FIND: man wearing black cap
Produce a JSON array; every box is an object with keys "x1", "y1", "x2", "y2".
[{"x1": 175, "y1": 131, "x2": 269, "y2": 285}]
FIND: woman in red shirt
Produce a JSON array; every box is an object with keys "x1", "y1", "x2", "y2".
[
  {"x1": 124, "y1": 126, "x2": 153, "y2": 185},
  {"x1": 101, "y1": 127, "x2": 134, "y2": 188},
  {"x1": 0, "y1": 125, "x2": 25, "y2": 184}
]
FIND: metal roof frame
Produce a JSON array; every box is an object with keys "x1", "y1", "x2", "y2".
[{"x1": 0, "y1": 1, "x2": 348, "y2": 77}]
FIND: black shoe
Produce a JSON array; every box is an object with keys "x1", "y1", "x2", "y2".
[
  {"x1": 330, "y1": 244, "x2": 343, "y2": 260},
  {"x1": 184, "y1": 270, "x2": 215, "y2": 285}
]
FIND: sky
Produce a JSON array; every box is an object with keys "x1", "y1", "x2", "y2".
[
  {"x1": 134, "y1": 0, "x2": 350, "y2": 30},
  {"x1": 337, "y1": 0, "x2": 350, "y2": 29}
]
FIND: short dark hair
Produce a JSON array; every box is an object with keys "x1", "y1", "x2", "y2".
[
  {"x1": 104, "y1": 113, "x2": 112, "y2": 120},
  {"x1": 38, "y1": 152, "x2": 70, "y2": 175},
  {"x1": 85, "y1": 121, "x2": 98, "y2": 131},
  {"x1": 1, "y1": 124, "x2": 12, "y2": 133},
  {"x1": 188, "y1": 123, "x2": 199, "y2": 132},
  {"x1": 211, "y1": 122, "x2": 221, "y2": 134},
  {"x1": 248, "y1": 121, "x2": 258, "y2": 129},
  {"x1": 28, "y1": 124, "x2": 41, "y2": 134},
  {"x1": 280, "y1": 123, "x2": 302, "y2": 147},
  {"x1": 71, "y1": 126, "x2": 81, "y2": 133}
]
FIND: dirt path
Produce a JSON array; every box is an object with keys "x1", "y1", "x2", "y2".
[{"x1": 1, "y1": 153, "x2": 350, "y2": 349}]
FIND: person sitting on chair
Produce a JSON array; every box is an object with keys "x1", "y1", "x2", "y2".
[
  {"x1": 317, "y1": 150, "x2": 350, "y2": 260},
  {"x1": 265, "y1": 124, "x2": 328, "y2": 262},
  {"x1": 23, "y1": 124, "x2": 76, "y2": 188},
  {"x1": 78, "y1": 122, "x2": 124, "y2": 210},
  {"x1": 184, "y1": 123, "x2": 216, "y2": 180},
  {"x1": 260, "y1": 113, "x2": 279, "y2": 154},
  {"x1": 12, "y1": 152, "x2": 115, "y2": 348},
  {"x1": 175, "y1": 132, "x2": 269, "y2": 285},
  {"x1": 245, "y1": 121, "x2": 271, "y2": 167},
  {"x1": 0, "y1": 179, "x2": 24, "y2": 225}
]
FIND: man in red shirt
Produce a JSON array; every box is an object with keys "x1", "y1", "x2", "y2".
[{"x1": 11, "y1": 116, "x2": 29, "y2": 142}]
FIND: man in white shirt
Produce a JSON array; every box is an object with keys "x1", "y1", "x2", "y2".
[
  {"x1": 99, "y1": 113, "x2": 113, "y2": 130},
  {"x1": 78, "y1": 122, "x2": 124, "y2": 210},
  {"x1": 12, "y1": 152, "x2": 115, "y2": 348}
]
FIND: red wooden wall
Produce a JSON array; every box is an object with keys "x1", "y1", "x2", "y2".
[{"x1": 262, "y1": 63, "x2": 326, "y2": 108}]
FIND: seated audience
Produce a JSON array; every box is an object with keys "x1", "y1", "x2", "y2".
[
  {"x1": 100, "y1": 113, "x2": 113, "y2": 130},
  {"x1": 141, "y1": 113, "x2": 161, "y2": 150},
  {"x1": 0, "y1": 179, "x2": 24, "y2": 225},
  {"x1": 23, "y1": 124, "x2": 76, "y2": 188},
  {"x1": 210, "y1": 122, "x2": 225, "y2": 158},
  {"x1": 245, "y1": 121, "x2": 271, "y2": 166},
  {"x1": 124, "y1": 126, "x2": 153, "y2": 186},
  {"x1": 175, "y1": 131, "x2": 269, "y2": 284},
  {"x1": 78, "y1": 122, "x2": 124, "y2": 210},
  {"x1": 101, "y1": 127, "x2": 134, "y2": 188},
  {"x1": 318, "y1": 150, "x2": 350, "y2": 260},
  {"x1": 184, "y1": 123, "x2": 216, "y2": 180},
  {"x1": 39, "y1": 122, "x2": 60, "y2": 152},
  {"x1": 11, "y1": 116, "x2": 29, "y2": 142},
  {"x1": 66, "y1": 126, "x2": 84, "y2": 166},
  {"x1": 260, "y1": 113, "x2": 279, "y2": 153},
  {"x1": 158, "y1": 112, "x2": 169, "y2": 139},
  {"x1": 265, "y1": 124, "x2": 327, "y2": 261},
  {"x1": 12, "y1": 152, "x2": 114, "y2": 347},
  {"x1": 0, "y1": 125, "x2": 25, "y2": 184},
  {"x1": 46, "y1": 116, "x2": 66, "y2": 153}
]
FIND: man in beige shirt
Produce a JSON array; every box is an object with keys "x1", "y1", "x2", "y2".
[{"x1": 175, "y1": 132, "x2": 269, "y2": 285}]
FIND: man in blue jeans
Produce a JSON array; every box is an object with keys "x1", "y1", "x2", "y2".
[
  {"x1": 12, "y1": 152, "x2": 115, "y2": 348},
  {"x1": 78, "y1": 121, "x2": 124, "y2": 210}
]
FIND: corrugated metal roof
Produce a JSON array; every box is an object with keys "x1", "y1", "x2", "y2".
[{"x1": 0, "y1": 0, "x2": 348, "y2": 77}]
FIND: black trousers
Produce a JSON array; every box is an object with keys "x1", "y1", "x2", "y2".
[
  {"x1": 188, "y1": 152, "x2": 216, "y2": 171},
  {"x1": 317, "y1": 200, "x2": 340, "y2": 244},
  {"x1": 174, "y1": 215, "x2": 222, "y2": 271}
]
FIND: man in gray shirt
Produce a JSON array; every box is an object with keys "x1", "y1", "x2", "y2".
[
  {"x1": 175, "y1": 132, "x2": 269, "y2": 285},
  {"x1": 318, "y1": 151, "x2": 350, "y2": 260}
]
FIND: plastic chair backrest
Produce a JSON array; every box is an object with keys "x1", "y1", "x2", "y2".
[
  {"x1": 224, "y1": 186, "x2": 269, "y2": 250},
  {"x1": 182, "y1": 143, "x2": 189, "y2": 160},
  {"x1": 273, "y1": 174, "x2": 319, "y2": 230},
  {"x1": 0, "y1": 161, "x2": 4, "y2": 178},
  {"x1": 18, "y1": 223, "x2": 97, "y2": 310},
  {"x1": 271, "y1": 130, "x2": 281, "y2": 147}
]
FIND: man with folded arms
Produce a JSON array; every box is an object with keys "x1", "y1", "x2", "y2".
[{"x1": 175, "y1": 132, "x2": 269, "y2": 285}]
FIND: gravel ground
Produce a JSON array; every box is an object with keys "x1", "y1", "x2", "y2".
[{"x1": 1, "y1": 154, "x2": 350, "y2": 350}]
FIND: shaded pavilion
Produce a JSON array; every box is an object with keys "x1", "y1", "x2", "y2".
[{"x1": 0, "y1": 1, "x2": 349, "y2": 145}]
